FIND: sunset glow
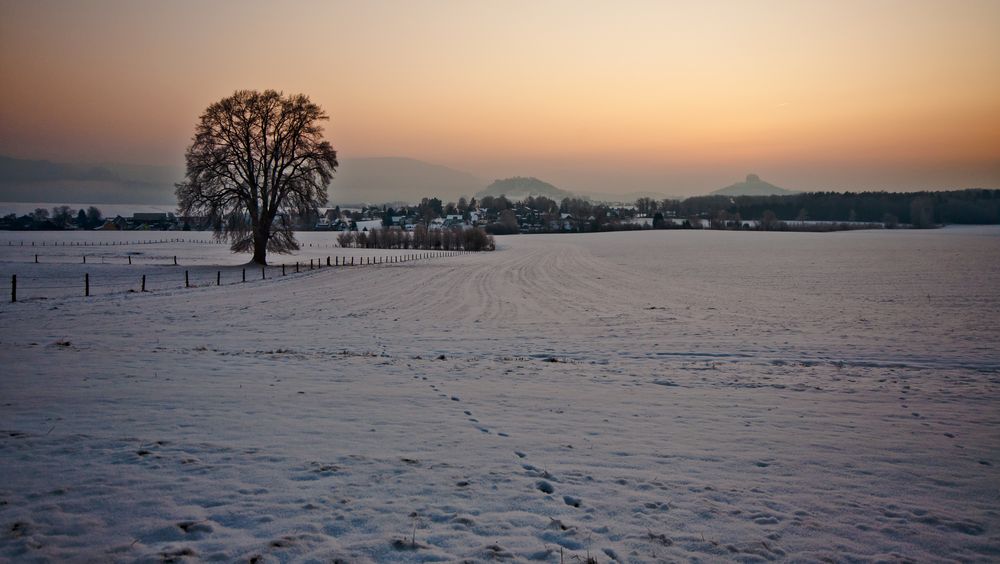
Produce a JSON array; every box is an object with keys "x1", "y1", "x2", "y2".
[{"x1": 1, "y1": 0, "x2": 998, "y2": 194}]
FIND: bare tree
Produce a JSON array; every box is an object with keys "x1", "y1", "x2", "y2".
[
  {"x1": 910, "y1": 197, "x2": 935, "y2": 228},
  {"x1": 50, "y1": 205, "x2": 73, "y2": 228},
  {"x1": 635, "y1": 197, "x2": 656, "y2": 216},
  {"x1": 499, "y1": 209, "x2": 519, "y2": 233},
  {"x1": 760, "y1": 210, "x2": 779, "y2": 230},
  {"x1": 176, "y1": 90, "x2": 338, "y2": 264}
]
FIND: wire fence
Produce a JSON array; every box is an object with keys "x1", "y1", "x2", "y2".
[
  {"x1": 3, "y1": 251, "x2": 468, "y2": 303},
  {"x1": 9, "y1": 252, "x2": 424, "y2": 266},
  {"x1": 2, "y1": 239, "x2": 423, "y2": 250},
  {"x1": 2, "y1": 238, "x2": 218, "y2": 247}
]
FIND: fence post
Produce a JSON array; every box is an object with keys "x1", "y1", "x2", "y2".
[
  {"x1": 185, "y1": 270, "x2": 189, "y2": 288},
  {"x1": 310, "y1": 259, "x2": 314, "y2": 270},
  {"x1": 128, "y1": 255, "x2": 132, "y2": 265},
  {"x1": 284, "y1": 264, "x2": 287, "y2": 276},
  {"x1": 242, "y1": 268, "x2": 246, "y2": 283},
  {"x1": 10, "y1": 275, "x2": 15, "y2": 303},
  {"x1": 83, "y1": 255, "x2": 86, "y2": 264},
  {"x1": 85, "y1": 273, "x2": 89, "y2": 297},
  {"x1": 351, "y1": 257, "x2": 354, "y2": 266},
  {"x1": 217, "y1": 271, "x2": 220, "y2": 286},
  {"x1": 141, "y1": 275, "x2": 146, "y2": 292},
  {"x1": 174, "y1": 256, "x2": 177, "y2": 266},
  {"x1": 262, "y1": 267, "x2": 266, "y2": 280},
  {"x1": 35, "y1": 254, "x2": 38, "y2": 263},
  {"x1": 327, "y1": 256, "x2": 331, "y2": 266}
]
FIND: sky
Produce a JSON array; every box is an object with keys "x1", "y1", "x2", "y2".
[{"x1": 1, "y1": 0, "x2": 999, "y2": 196}]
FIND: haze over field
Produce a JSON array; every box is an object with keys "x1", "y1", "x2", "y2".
[
  {"x1": 0, "y1": 155, "x2": 787, "y2": 206},
  {"x1": 2, "y1": 0, "x2": 999, "y2": 201}
]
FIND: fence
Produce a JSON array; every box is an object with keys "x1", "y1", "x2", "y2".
[
  {"x1": 4, "y1": 251, "x2": 469, "y2": 303},
  {"x1": 4, "y1": 238, "x2": 218, "y2": 247},
  {"x1": 2, "y1": 239, "x2": 438, "y2": 249}
]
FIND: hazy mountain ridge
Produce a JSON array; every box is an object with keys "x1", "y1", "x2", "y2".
[
  {"x1": 0, "y1": 155, "x2": 180, "y2": 205},
  {"x1": 579, "y1": 190, "x2": 672, "y2": 204},
  {"x1": 3, "y1": 155, "x2": 797, "y2": 208},
  {"x1": 0, "y1": 155, "x2": 483, "y2": 206},
  {"x1": 329, "y1": 157, "x2": 482, "y2": 204},
  {"x1": 0, "y1": 155, "x2": 122, "y2": 183},
  {"x1": 711, "y1": 174, "x2": 798, "y2": 196},
  {"x1": 476, "y1": 177, "x2": 575, "y2": 201},
  {"x1": 478, "y1": 178, "x2": 671, "y2": 204}
]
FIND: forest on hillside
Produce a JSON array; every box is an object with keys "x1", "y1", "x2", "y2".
[{"x1": 663, "y1": 189, "x2": 1000, "y2": 227}]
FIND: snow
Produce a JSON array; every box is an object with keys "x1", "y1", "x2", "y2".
[
  {"x1": 0, "y1": 232, "x2": 441, "y2": 301},
  {"x1": 356, "y1": 220, "x2": 383, "y2": 232},
  {"x1": 1, "y1": 227, "x2": 999, "y2": 562}
]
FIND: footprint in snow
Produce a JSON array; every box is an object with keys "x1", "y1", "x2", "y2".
[{"x1": 177, "y1": 521, "x2": 213, "y2": 535}]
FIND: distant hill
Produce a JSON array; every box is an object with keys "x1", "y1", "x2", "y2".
[
  {"x1": 329, "y1": 157, "x2": 482, "y2": 205},
  {"x1": 0, "y1": 154, "x2": 484, "y2": 206},
  {"x1": 711, "y1": 174, "x2": 797, "y2": 196},
  {"x1": 578, "y1": 190, "x2": 670, "y2": 204},
  {"x1": 476, "y1": 177, "x2": 574, "y2": 201},
  {"x1": 0, "y1": 155, "x2": 179, "y2": 205}
]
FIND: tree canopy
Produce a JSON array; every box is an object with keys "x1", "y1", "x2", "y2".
[{"x1": 176, "y1": 90, "x2": 338, "y2": 264}]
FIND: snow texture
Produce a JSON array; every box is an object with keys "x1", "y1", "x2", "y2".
[{"x1": 1, "y1": 227, "x2": 999, "y2": 562}]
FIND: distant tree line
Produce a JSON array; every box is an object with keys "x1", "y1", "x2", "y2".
[
  {"x1": 337, "y1": 225, "x2": 495, "y2": 251},
  {"x1": 1, "y1": 206, "x2": 105, "y2": 230},
  {"x1": 654, "y1": 189, "x2": 1000, "y2": 228},
  {"x1": 5, "y1": 189, "x2": 998, "y2": 234},
  {"x1": 470, "y1": 189, "x2": 1000, "y2": 233}
]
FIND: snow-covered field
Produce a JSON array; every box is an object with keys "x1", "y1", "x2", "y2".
[
  {"x1": 0, "y1": 231, "x2": 447, "y2": 301},
  {"x1": 1, "y1": 227, "x2": 998, "y2": 562}
]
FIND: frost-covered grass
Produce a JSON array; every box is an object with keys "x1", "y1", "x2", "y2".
[{"x1": 1, "y1": 227, "x2": 998, "y2": 561}]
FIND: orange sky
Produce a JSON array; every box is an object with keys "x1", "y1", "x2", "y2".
[{"x1": 1, "y1": 0, "x2": 998, "y2": 195}]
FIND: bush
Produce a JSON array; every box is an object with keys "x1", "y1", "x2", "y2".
[{"x1": 335, "y1": 226, "x2": 494, "y2": 251}]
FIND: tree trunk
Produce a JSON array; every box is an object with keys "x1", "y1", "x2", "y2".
[{"x1": 252, "y1": 226, "x2": 269, "y2": 265}]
